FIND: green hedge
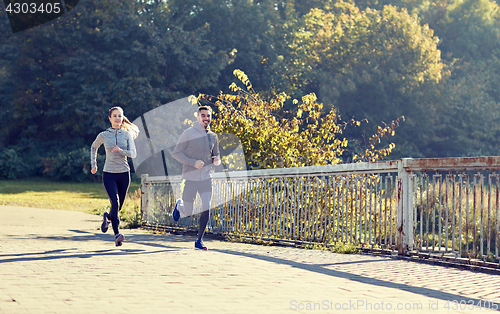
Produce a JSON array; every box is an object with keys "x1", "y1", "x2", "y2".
[{"x1": 0, "y1": 139, "x2": 137, "y2": 182}]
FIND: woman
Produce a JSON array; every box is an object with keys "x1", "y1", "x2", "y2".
[{"x1": 90, "y1": 106, "x2": 139, "y2": 246}]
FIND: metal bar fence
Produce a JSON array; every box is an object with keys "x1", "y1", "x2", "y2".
[
  {"x1": 410, "y1": 171, "x2": 500, "y2": 261},
  {"x1": 142, "y1": 162, "x2": 400, "y2": 250},
  {"x1": 141, "y1": 157, "x2": 500, "y2": 262}
]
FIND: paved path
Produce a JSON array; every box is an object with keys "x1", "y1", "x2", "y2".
[{"x1": 0, "y1": 205, "x2": 499, "y2": 314}]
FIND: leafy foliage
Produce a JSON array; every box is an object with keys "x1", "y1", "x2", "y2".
[
  {"x1": 1, "y1": 0, "x2": 500, "y2": 181},
  {"x1": 0, "y1": 0, "x2": 228, "y2": 147},
  {"x1": 284, "y1": 3, "x2": 443, "y2": 109},
  {"x1": 203, "y1": 70, "x2": 400, "y2": 169},
  {"x1": 0, "y1": 149, "x2": 28, "y2": 179},
  {"x1": 170, "y1": 0, "x2": 288, "y2": 94}
]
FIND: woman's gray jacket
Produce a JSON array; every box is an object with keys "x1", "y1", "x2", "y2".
[{"x1": 91, "y1": 128, "x2": 137, "y2": 173}]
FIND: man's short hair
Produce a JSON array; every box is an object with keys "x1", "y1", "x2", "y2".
[{"x1": 198, "y1": 105, "x2": 212, "y2": 113}]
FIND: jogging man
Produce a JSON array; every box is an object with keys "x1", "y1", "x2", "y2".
[{"x1": 172, "y1": 105, "x2": 221, "y2": 250}]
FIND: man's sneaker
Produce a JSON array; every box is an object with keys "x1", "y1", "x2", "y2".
[
  {"x1": 101, "y1": 212, "x2": 110, "y2": 233},
  {"x1": 115, "y1": 233, "x2": 125, "y2": 247},
  {"x1": 195, "y1": 239, "x2": 207, "y2": 250},
  {"x1": 173, "y1": 199, "x2": 182, "y2": 222}
]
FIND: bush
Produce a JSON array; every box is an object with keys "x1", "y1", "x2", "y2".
[
  {"x1": 41, "y1": 147, "x2": 103, "y2": 182},
  {"x1": 0, "y1": 148, "x2": 28, "y2": 179},
  {"x1": 0, "y1": 138, "x2": 137, "y2": 182}
]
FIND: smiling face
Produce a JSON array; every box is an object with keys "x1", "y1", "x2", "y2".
[
  {"x1": 109, "y1": 108, "x2": 124, "y2": 129},
  {"x1": 197, "y1": 109, "x2": 212, "y2": 129}
]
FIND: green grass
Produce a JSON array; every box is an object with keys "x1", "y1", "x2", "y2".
[
  {"x1": 330, "y1": 242, "x2": 359, "y2": 254},
  {"x1": 0, "y1": 177, "x2": 142, "y2": 228}
]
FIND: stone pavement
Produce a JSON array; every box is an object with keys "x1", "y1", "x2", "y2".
[{"x1": 1, "y1": 205, "x2": 500, "y2": 314}]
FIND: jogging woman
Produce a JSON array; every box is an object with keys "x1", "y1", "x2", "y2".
[{"x1": 90, "y1": 106, "x2": 139, "y2": 246}]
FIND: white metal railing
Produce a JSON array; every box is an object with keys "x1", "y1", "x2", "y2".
[
  {"x1": 141, "y1": 156, "x2": 500, "y2": 262},
  {"x1": 403, "y1": 157, "x2": 500, "y2": 262}
]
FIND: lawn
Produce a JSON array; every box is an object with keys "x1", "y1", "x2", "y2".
[{"x1": 0, "y1": 178, "x2": 142, "y2": 228}]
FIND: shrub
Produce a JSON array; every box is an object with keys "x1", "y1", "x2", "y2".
[
  {"x1": 0, "y1": 148, "x2": 28, "y2": 179},
  {"x1": 42, "y1": 147, "x2": 106, "y2": 182}
]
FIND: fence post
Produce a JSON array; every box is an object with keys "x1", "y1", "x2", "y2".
[
  {"x1": 397, "y1": 158, "x2": 413, "y2": 255},
  {"x1": 141, "y1": 174, "x2": 149, "y2": 223}
]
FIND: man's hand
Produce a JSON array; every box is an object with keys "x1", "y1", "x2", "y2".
[
  {"x1": 91, "y1": 166, "x2": 97, "y2": 174},
  {"x1": 213, "y1": 156, "x2": 221, "y2": 166},
  {"x1": 194, "y1": 160, "x2": 204, "y2": 169}
]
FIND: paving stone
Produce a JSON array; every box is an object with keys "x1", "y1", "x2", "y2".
[{"x1": 1, "y1": 205, "x2": 499, "y2": 313}]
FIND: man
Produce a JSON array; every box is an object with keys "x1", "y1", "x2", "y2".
[{"x1": 172, "y1": 105, "x2": 221, "y2": 250}]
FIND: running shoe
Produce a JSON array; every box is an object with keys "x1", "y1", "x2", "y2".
[
  {"x1": 101, "y1": 212, "x2": 110, "y2": 233},
  {"x1": 115, "y1": 233, "x2": 125, "y2": 247},
  {"x1": 173, "y1": 199, "x2": 182, "y2": 222},
  {"x1": 195, "y1": 239, "x2": 207, "y2": 250}
]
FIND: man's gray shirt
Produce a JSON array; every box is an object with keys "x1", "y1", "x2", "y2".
[{"x1": 173, "y1": 122, "x2": 220, "y2": 181}]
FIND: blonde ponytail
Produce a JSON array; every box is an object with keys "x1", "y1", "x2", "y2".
[{"x1": 121, "y1": 116, "x2": 140, "y2": 139}]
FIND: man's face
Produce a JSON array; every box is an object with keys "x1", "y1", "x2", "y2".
[{"x1": 197, "y1": 109, "x2": 212, "y2": 129}]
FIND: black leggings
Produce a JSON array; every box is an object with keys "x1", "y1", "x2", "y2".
[{"x1": 102, "y1": 171, "x2": 130, "y2": 235}]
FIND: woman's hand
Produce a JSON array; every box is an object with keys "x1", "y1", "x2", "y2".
[
  {"x1": 111, "y1": 146, "x2": 121, "y2": 153},
  {"x1": 91, "y1": 166, "x2": 97, "y2": 175}
]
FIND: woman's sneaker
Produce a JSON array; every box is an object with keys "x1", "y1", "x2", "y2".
[
  {"x1": 101, "y1": 212, "x2": 110, "y2": 233},
  {"x1": 173, "y1": 199, "x2": 183, "y2": 222},
  {"x1": 115, "y1": 233, "x2": 125, "y2": 247},
  {"x1": 195, "y1": 239, "x2": 207, "y2": 250}
]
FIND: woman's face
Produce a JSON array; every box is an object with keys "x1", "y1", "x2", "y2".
[{"x1": 109, "y1": 109, "x2": 123, "y2": 129}]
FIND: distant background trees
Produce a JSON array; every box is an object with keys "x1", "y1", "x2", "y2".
[{"x1": 1, "y1": 0, "x2": 499, "y2": 180}]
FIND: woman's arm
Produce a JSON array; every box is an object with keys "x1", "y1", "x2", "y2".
[
  {"x1": 117, "y1": 131, "x2": 137, "y2": 158},
  {"x1": 90, "y1": 134, "x2": 104, "y2": 169}
]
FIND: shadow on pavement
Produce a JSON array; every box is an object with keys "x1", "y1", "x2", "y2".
[
  {"x1": 211, "y1": 248, "x2": 500, "y2": 311},
  {"x1": 316, "y1": 259, "x2": 389, "y2": 267},
  {"x1": 0, "y1": 248, "x2": 176, "y2": 264},
  {"x1": 0, "y1": 231, "x2": 192, "y2": 263}
]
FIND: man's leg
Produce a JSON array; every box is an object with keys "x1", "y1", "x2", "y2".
[
  {"x1": 197, "y1": 208, "x2": 210, "y2": 241},
  {"x1": 182, "y1": 180, "x2": 198, "y2": 217},
  {"x1": 196, "y1": 179, "x2": 213, "y2": 247}
]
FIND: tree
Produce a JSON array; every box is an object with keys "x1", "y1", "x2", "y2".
[
  {"x1": 437, "y1": 0, "x2": 500, "y2": 60},
  {"x1": 167, "y1": 0, "x2": 288, "y2": 95},
  {"x1": 421, "y1": 59, "x2": 500, "y2": 157},
  {"x1": 203, "y1": 70, "x2": 400, "y2": 169},
  {"x1": 0, "y1": 0, "x2": 228, "y2": 147},
  {"x1": 276, "y1": 4, "x2": 443, "y2": 156},
  {"x1": 0, "y1": 0, "x2": 230, "y2": 179},
  {"x1": 354, "y1": 0, "x2": 500, "y2": 62}
]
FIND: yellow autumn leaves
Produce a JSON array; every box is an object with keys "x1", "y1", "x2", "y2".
[{"x1": 202, "y1": 70, "x2": 400, "y2": 169}]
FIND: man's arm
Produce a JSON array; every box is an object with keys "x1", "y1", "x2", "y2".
[
  {"x1": 212, "y1": 134, "x2": 221, "y2": 166},
  {"x1": 172, "y1": 131, "x2": 197, "y2": 167}
]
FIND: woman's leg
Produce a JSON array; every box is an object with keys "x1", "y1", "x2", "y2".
[
  {"x1": 116, "y1": 172, "x2": 131, "y2": 213},
  {"x1": 102, "y1": 172, "x2": 121, "y2": 235}
]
